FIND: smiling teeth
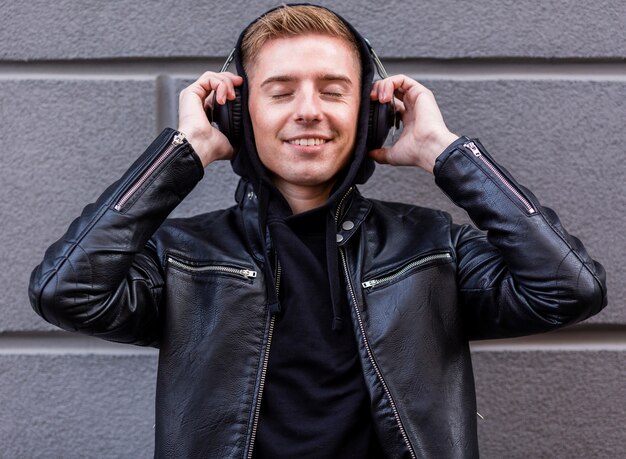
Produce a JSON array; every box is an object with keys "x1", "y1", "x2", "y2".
[{"x1": 288, "y1": 138, "x2": 327, "y2": 146}]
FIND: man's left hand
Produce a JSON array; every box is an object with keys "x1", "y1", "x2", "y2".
[{"x1": 369, "y1": 75, "x2": 459, "y2": 174}]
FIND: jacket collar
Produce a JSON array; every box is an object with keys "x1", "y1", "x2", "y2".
[
  {"x1": 334, "y1": 187, "x2": 372, "y2": 246},
  {"x1": 237, "y1": 179, "x2": 371, "y2": 251},
  {"x1": 235, "y1": 179, "x2": 265, "y2": 263}
]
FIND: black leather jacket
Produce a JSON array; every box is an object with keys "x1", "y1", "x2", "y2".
[{"x1": 29, "y1": 128, "x2": 607, "y2": 458}]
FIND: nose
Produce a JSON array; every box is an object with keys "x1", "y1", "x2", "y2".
[{"x1": 294, "y1": 85, "x2": 322, "y2": 124}]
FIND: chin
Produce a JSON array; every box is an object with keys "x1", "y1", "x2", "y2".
[
  {"x1": 278, "y1": 170, "x2": 338, "y2": 188},
  {"x1": 290, "y1": 176, "x2": 334, "y2": 187}
]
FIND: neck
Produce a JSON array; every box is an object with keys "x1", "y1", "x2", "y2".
[{"x1": 273, "y1": 180, "x2": 335, "y2": 214}]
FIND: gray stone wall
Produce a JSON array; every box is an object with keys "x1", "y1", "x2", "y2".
[{"x1": 2, "y1": 0, "x2": 624, "y2": 457}]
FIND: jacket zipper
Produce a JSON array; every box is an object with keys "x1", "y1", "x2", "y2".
[
  {"x1": 167, "y1": 256, "x2": 257, "y2": 280},
  {"x1": 362, "y1": 252, "x2": 452, "y2": 290},
  {"x1": 463, "y1": 141, "x2": 536, "y2": 215},
  {"x1": 113, "y1": 132, "x2": 186, "y2": 211},
  {"x1": 334, "y1": 186, "x2": 354, "y2": 223},
  {"x1": 340, "y1": 248, "x2": 417, "y2": 459},
  {"x1": 246, "y1": 260, "x2": 281, "y2": 458}
]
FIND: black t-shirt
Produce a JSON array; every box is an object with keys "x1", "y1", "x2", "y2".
[{"x1": 253, "y1": 212, "x2": 384, "y2": 458}]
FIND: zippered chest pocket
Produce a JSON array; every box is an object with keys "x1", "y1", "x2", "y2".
[
  {"x1": 166, "y1": 255, "x2": 258, "y2": 283},
  {"x1": 362, "y1": 252, "x2": 453, "y2": 292}
]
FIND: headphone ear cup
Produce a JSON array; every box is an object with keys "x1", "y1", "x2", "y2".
[
  {"x1": 367, "y1": 100, "x2": 394, "y2": 150},
  {"x1": 208, "y1": 87, "x2": 243, "y2": 148}
]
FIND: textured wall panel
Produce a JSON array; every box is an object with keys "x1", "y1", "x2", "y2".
[
  {"x1": 0, "y1": 78, "x2": 157, "y2": 332},
  {"x1": 2, "y1": 0, "x2": 624, "y2": 60},
  {"x1": 472, "y1": 350, "x2": 626, "y2": 458},
  {"x1": 0, "y1": 349, "x2": 622, "y2": 457},
  {"x1": 0, "y1": 353, "x2": 157, "y2": 458}
]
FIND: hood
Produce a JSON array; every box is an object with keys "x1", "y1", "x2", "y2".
[
  {"x1": 226, "y1": 4, "x2": 380, "y2": 331},
  {"x1": 230, "y1": 3, "x2": 377, "y2": 214}
]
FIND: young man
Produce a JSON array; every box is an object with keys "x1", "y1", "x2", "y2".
[{"x1": 29, "y1": 4, "x2": 607, "y2": 458}]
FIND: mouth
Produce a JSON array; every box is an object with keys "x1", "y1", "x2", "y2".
[{"x1": 287, "y1": 138, "x2": 329, "y2": 146}]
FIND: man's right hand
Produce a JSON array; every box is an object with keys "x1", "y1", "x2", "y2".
[{"x1": 178, "y1": 71, "x2": 244, "y2": 167}]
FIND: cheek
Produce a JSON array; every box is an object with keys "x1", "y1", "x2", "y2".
[
  {"x1": 248, "y1": 107, "x2": 280, "y2": 168},
  {"x1": 249, "y1": 102, "x2": 282, "y2": 139},
  {"x1": 343, "y1": 98, "x2": 360, "y2": 133},
  {"x1": 339, "y1": 108, "x2": 360, "y2": 145}
]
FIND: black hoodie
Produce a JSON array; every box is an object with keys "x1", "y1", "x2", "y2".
[{"x1": 227, "y1": 4, "x2": 386, "y2": 457}]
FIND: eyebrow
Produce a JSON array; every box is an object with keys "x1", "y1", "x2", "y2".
[{"x1": 260, "y1": 73, "x2": 354, "y2": 87}]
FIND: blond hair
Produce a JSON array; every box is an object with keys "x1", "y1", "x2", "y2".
[{"x1": 241, "y1": 4, "x2": 361, "y2": 74}]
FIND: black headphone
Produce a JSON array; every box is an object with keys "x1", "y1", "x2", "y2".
[{"x1": 208, "y1": 39, "x2": 398, "y2": 150}]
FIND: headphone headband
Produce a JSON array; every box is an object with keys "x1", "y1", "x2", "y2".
[
  {"x1": 218, "y1": 40, "x2": 389, "y2": 79},
  {"x1": 363, "y1": 38, "x2": 388, "y2": 79},
  {"x1": 220, "y1": 48, "x2": 236, "y2": 73}
]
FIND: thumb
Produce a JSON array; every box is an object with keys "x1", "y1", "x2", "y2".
[{"x1": 368, "y1": 147, "x2": 390, "y2": 164}]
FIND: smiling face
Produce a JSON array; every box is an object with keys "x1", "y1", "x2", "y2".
[{"x1": 247, "y1": 33, "x2": 361, "y2": 199}]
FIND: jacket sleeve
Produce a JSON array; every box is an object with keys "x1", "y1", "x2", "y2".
[
  {"x1": 434, "y1": 137, "x2": 607, "y2": 340},
  {"x1": 28, "y1": 128, "x2": 204, "y2": 347}
]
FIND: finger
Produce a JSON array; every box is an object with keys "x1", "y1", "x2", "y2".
[
  {"x1": 221, "y1": 71, "x2": 244, "y2": 86},
  {"x1": 195, "y1": 71, "x2": 239, "y2": 87},
  {"x1": 383, "y1": 78, "x2": 399, "y2": 103},
  {"x1": 191, "y1": 72, "x2": 239, "y2": 103},
  {"x1": 370, "y1": 91, "x2": 406, "y2": 120},
  {"x1": 370, "y1": 80, "x2": 383, "y2": 100},
  {"x1": 199, "y1": 75, "x2": 229, "y2": 105},
  {"x1": 216, "y1": 72, "x2": 243, "y2": 101},
  {"x1": 386, "y1": 74, "x2": 429, "y2": 93},
  {"x1": 379, "y1": 74, "x2": 432, "y2": 103},
  {"x1": 371, "y1": 79, "x2": 401, "y2": 101},
  {"x1": 373, "y1": 78, "x2": 395, "y2": 103},
  {"x1": 180, "y1": 75, "x2": 215, "y2": 104},
  {"x1": 215, "y1": 80, "x2": 231, "y2": 105},
  {"x1": 218, "y1": 72, "x2": 243, "y2": 101},
  {"x1": 368, "y1": 147, "x2": 390, "y2": 164}
]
